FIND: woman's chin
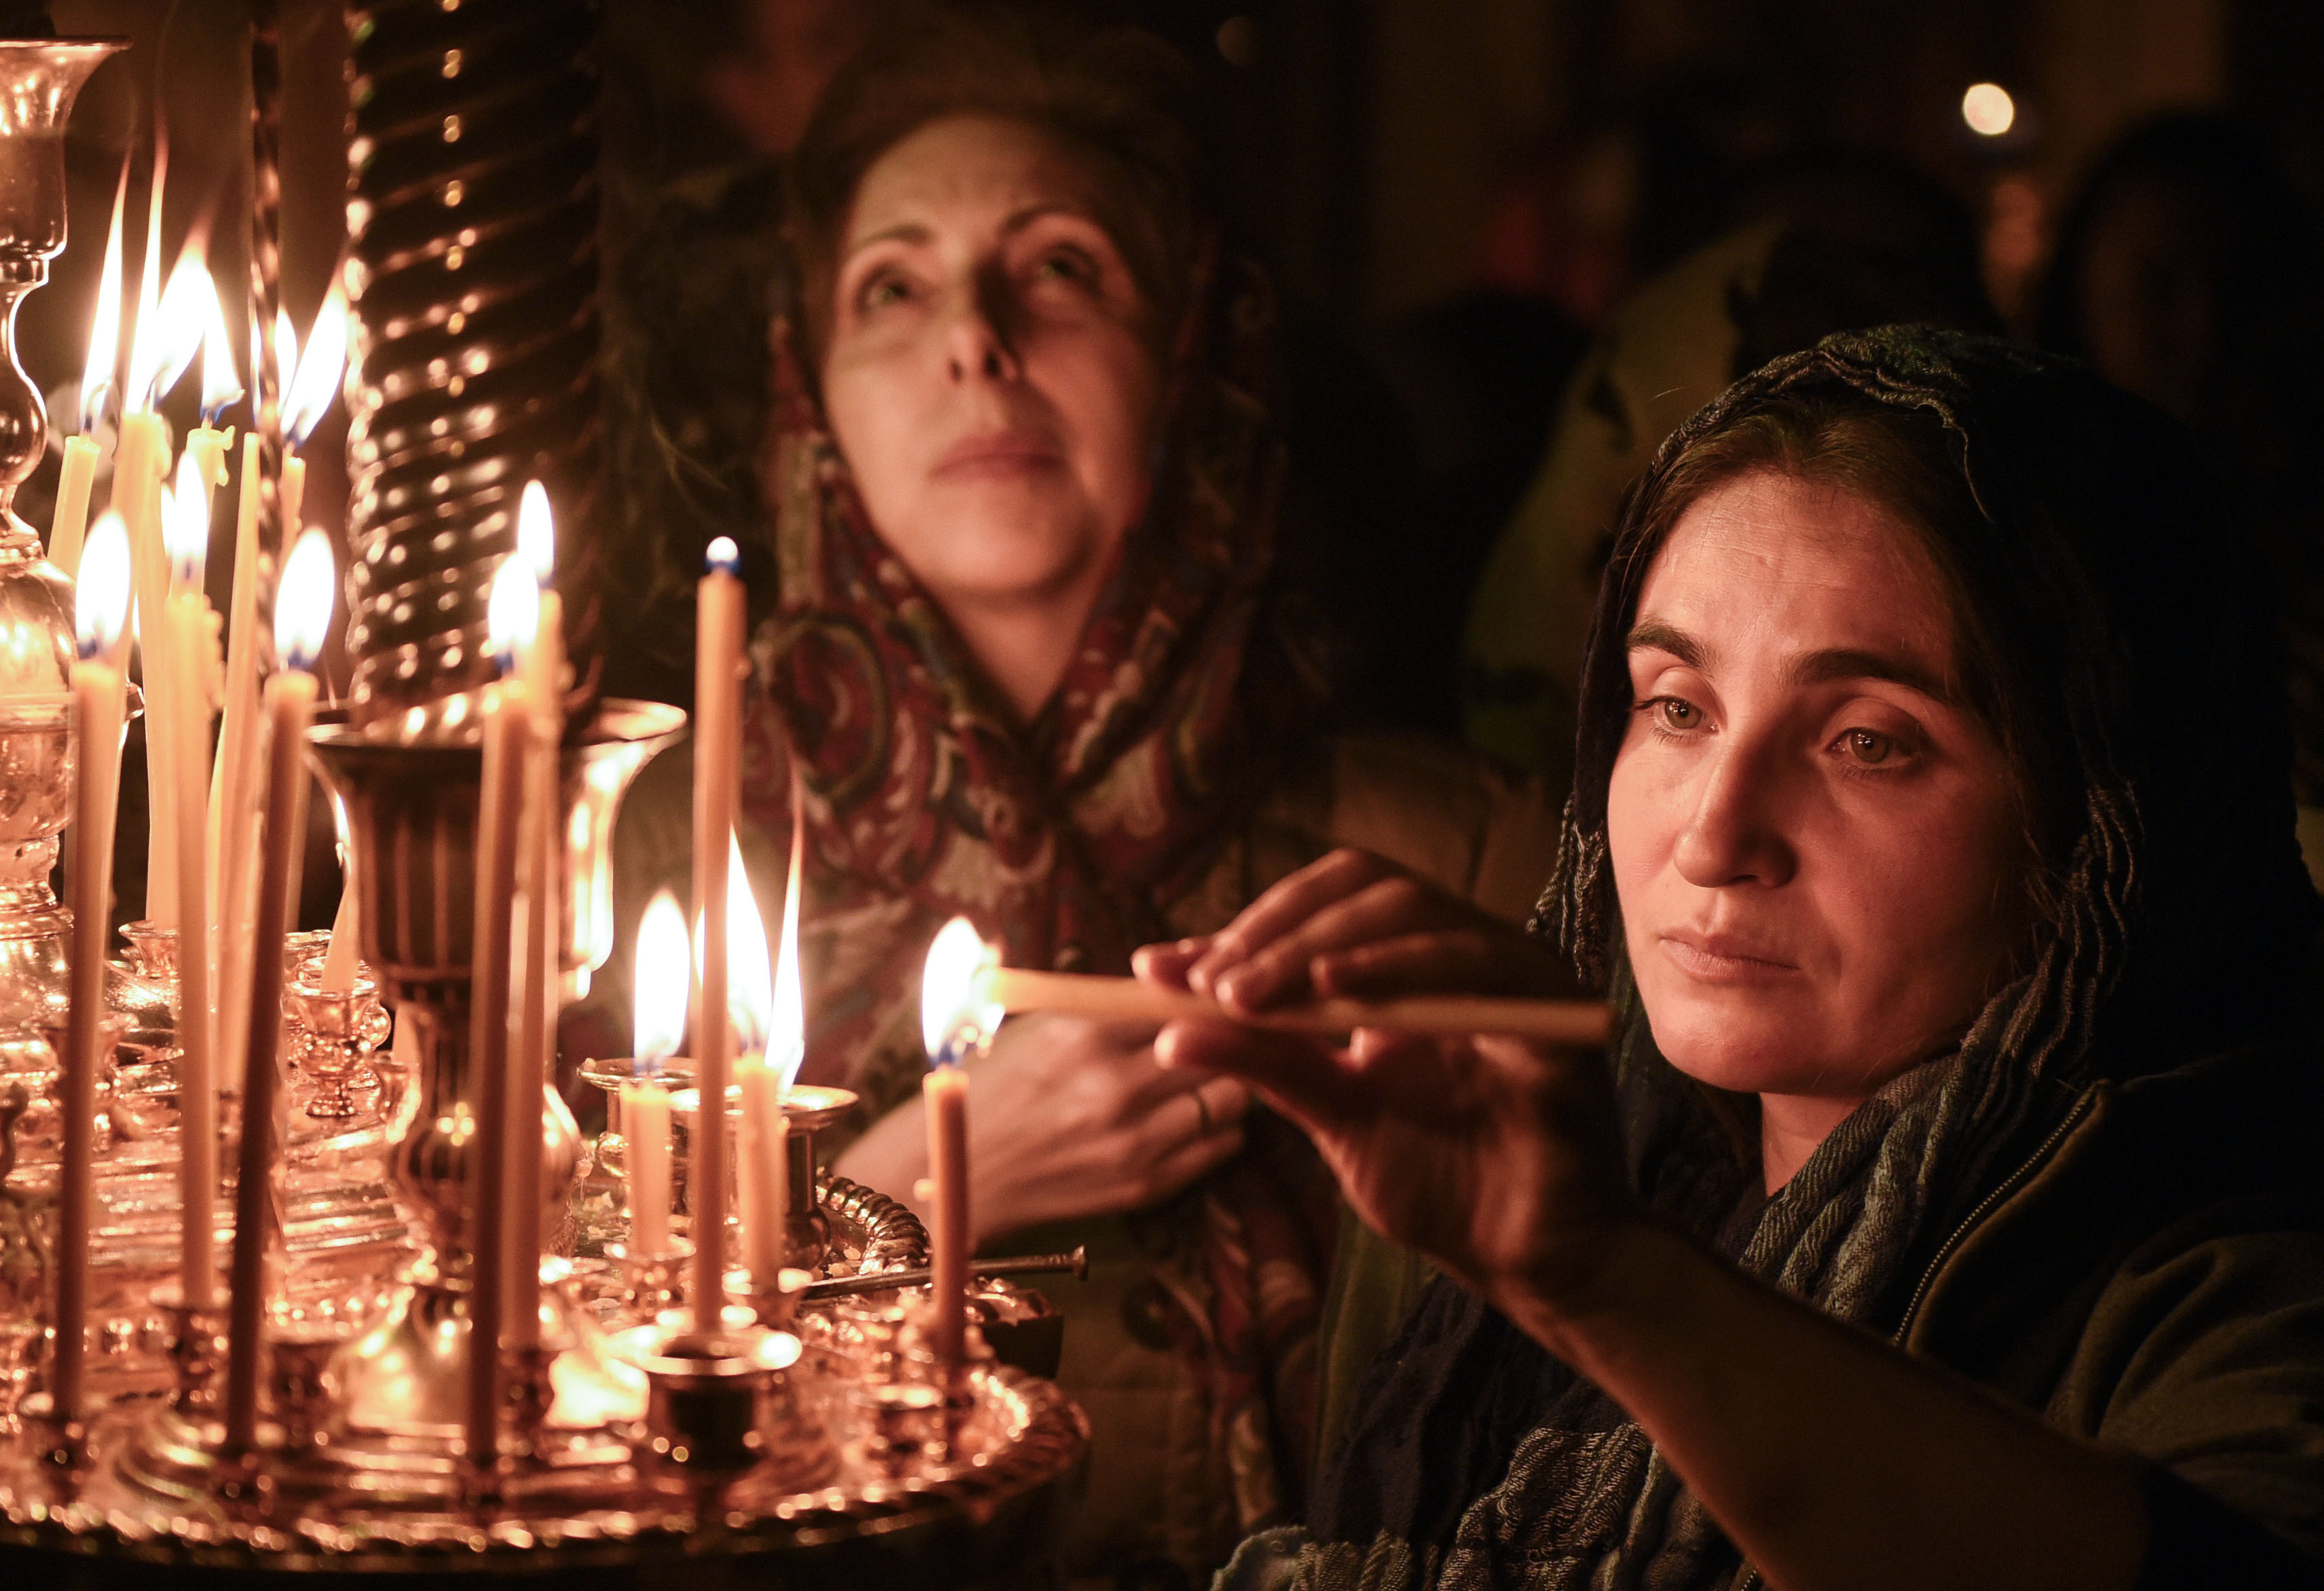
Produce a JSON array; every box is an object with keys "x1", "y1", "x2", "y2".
[{"x1": 1641, "y1": 982, "x2": 1833, "y2": 1095}]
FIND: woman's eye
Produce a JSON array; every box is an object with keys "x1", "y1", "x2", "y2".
[
  {"x1": 1031, "y1": 248, "x2": 1095, "y2": 285},
  {"x1": 858, "y1": 272, "x2": 913, "y2": 311},
  {"x1": 1841, "y1": 728, "x2": 1896, "y2": 766},
  {"x1": 1655, "y1": 698, "x2": 1701, "y2": 732}
]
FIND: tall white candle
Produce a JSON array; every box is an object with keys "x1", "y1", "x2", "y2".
[
  {"x1": 690, "y1": 537, "x2": 745, "y2": 1326},
  {"x1": 54, "y1": 517, "x2": 132, "y2": 1421}
]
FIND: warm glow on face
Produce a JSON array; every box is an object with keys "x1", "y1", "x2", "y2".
[
  {"x1": 517, "y1": 479, "x2": 555, "y2": 588},
  {"x1": 723, "y1": 833, "x2": 774, "y2": 1055},
  {"x1": 634, "y1": 890, "x2": 691, "y2": 1064},
  {"x1": 771, "y1": 805, "x2": 806, "y2": 1087},
  {"x1": 920, "y1": 916, "x2": 1002, "y2": 1064},
  {"x1": 284, "y1": 282, "x2": 350, "y2": 447},
  {"x1": 75, "y1": 513, "x2": 132, "y2": 661},
  {"x1": 275, "y1": 528, "x2": 336, "y2": 671},
  {"x1": 133, "y1": 234, "x2": 213, "y2": 411},
  {"x1": 1962, "y1": 82, "x2": 2016, "y2": 138},
  {"x1": 79, "y1": 160, "x2": 127, "y2": 434},
  {"x1": 162, "y1": 451, "x2": 209, "y2": 584},
  {"x1": 486, "y1": 553, "x2": 540, "y2": 673}
]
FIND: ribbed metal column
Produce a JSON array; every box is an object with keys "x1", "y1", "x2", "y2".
[{"x1": 341, "y1": 0, "x2": 601, "y2": 725}]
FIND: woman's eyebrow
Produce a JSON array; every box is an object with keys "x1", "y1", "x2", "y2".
[
  {"x1": 1627, "y1": 618, "x2": 1710, "y2": 670},
  {"x1": 842, "y1": 221, "x2": 933, "y2": 261},
  {"x1": 1786, "y1": 646, "x2": 1955, "y2": 703}
]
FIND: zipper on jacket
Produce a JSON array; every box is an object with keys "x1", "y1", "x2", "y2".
[{"x1": 1727, "y1": 1085, "x2": 2099, "y2": 1591}]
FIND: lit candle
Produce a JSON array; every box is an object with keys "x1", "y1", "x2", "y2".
[
  {"x1": 625, "y1": 890, "x2": 689, "y2": 1258},
  {"x1": 278, "y1": 282, "x2": 348, "y2": 553},
  {"x1": 724, "y1": 834, "x2": 784, "y2": 1284},
  {"x1": 506, "y1": 482, "x2": 563, "y2": 1348},
  {"x1": 211, "y1": 428, "x2": 269, "y2": 1067},
  {"x1": 919, "y1": 919, "x2": 1003, "y2": 1365},
  {"x1": 121, "y1": 204, "x2": 208, "y2": 935},
  {"x1": 222, "y1": 528, "x2": 333, "y2": 1453},
  {"x1": 161, "y1": 457, "x2": 219, "y2": 1311},
  {"x1": 464, "y1": 553, "x2": 536, "y2": 1464},
  {"x1": 690, "y1": 536, "x2": 745, "y2": 1326},
  {"x1": 47, "y1": 160, "x2": 128, "y2": 580},
  {"x1": 54, "y1": 516, "x2": 133, "y2": 1422}
]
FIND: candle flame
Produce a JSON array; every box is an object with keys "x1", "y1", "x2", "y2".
[
  {"x1": 721, "y1": 832, "x2": 775, "y2": 1056},
  {"x1": 283, "y1": 281, "x2": 350, "y2": 447},
  {"x1": 634, "y1": 890, "x2": 690, "y2": 1065},
  {"x1": 162, "y1": 449, "x2": 208, "y2": 584},
  {"x1": 126, "y1": 125, "x2": 165, "y2": 408},
  {"x1": 132, "y1": 236, "x2": 213, "y2": 411},
  {"x1": 517, "y1": 479, "x2": 555, "y2": 589},
  {"x1": 275, "y1": 528, "x2": 335, "y2": 672},
  {"x1": 486, "y1": 554, "x2": 539, "y2": 673},
  {"x1": 75, "y1": 512, "x2": 132, "y2": 661},
  {"x1": 200, "y1": 282, "x2": 242, "y2": 424},
  {"x1": 772, "y1": 798, "x2": 806, "y2": 1088},
  {"x1": 706, "y1": 535, "x2": 740, "y2": 576},
  {"x1": 79, "y1": 157, "x2": 128, "y2": 434},
  {"x1": 921, "y1": 917, "x2": 1002, "y2": 1066}
]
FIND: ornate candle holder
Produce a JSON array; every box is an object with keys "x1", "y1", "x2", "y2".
[
  {"x1": 282, "y1": 968, "x2": 392, "y2": 1121},
  {"x1": 300, "y1": 698, "x2": 679, "y2": 1492}
]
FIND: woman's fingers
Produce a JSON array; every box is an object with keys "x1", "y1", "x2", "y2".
[
  {"x1": 1131, "y1": 937, "x2": 1210, "y2": 992},
  {"x1": 1210, "y1": 874, "x2": 1467, "y2": 1011},
  {"x1": 1185, "y1": 849, "x2": 1396, "y2": 996},
  {"x1": 1313, "y1": 925, "x2": 1560, "y2": 1000},
  {"x1": 1156, "y1": 1019, "x2": 1362, "y2": 1142}
]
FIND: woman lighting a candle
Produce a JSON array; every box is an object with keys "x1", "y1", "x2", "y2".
[{"x1": 1170, "y1": 330, "x2": 2324, "y2": 1590}]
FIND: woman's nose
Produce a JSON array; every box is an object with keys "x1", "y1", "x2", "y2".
[
  {"x1": 945, "y1": 286, "x2": 1023, "y2": 385},
  {"x1": 1671, "y1": 740, "x2": 1797, "y2": 889}
]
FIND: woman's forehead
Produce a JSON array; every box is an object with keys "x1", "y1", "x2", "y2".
[
  {"x1": 846, "y1": 115, "x2": 1112, "y2": 250},
  {"x1": 1634, "y1": 472, "x2": 1957, "y2": 679}
]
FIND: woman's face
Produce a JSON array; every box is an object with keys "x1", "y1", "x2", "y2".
[
  {"x1": 821, "y1": 115, "x2": 1163, "y2": 616},
  {"x1": 1606, "y1": 471, "x2": 2026, "y2": 1107}
]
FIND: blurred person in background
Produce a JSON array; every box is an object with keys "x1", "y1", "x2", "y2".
[
  {"x1": 1462, "y1": 152, "x2": 2000, "y2": 787},
  {"x1": 2038, "y1": 113, "x2": 2324, "y2": 870}
]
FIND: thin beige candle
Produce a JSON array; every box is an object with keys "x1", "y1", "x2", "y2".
[
  {"x1": 624, "y1": 1085, "x2": 673, "y2": 1257},
  {"x1": 54, "y1": 518, "x2": 132, "y2": 1422},
  {"x1": 690, "y1": 536, "x2": 745, "y2": 1326},
  {"x1": 465, "y1": 555, "x2": 536, "y2": 1463},
  {"x1": 626, "y1": 889, "x2": 689, "y2": 1258},
  {"x1": 160, "y1": 470, "x2": 219, "y2": 1311},
  {"x1": 986, "y1": 967, "x2": 1615, "y2": 1047},
  {"x1": 922, "y1": 1064, "x2": 970, "y2": 1365},
  {"x1": 115, "y1": 407, "x2": 173, "y2": 929},
  {"x1": 737, "y1": 1055, "x2": 785, "y2": 1283},
  {"x1": 222, "y1": 529, "x2": 331, "y2": 1452},
  {"x1": 47, "y1": 434, "x2": 99, "y2": 578},
  {"x1": 506, "y1": 483, "x2": 563, "y2": 1347},
  {"x1": 212, "y1": 434, "x2": 267, "y2": 1064}
]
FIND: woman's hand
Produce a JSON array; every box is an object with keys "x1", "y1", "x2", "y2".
[
  {"x1": 1155, "y1": 1018, "x2": 1636, "y2": 1317},
  {"x1": 1133, "y1": 848, "x2": 1571, "y2": 1015},
  {"x1": 833, "y1": 1013, "x2": 1252, "y2": 1244}
]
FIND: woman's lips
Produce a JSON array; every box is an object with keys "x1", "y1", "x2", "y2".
[
  {"x1": 1657, "y1": 929, "x2": 1802, "y2": 985},
  {"x1": 933, "y1": 432, "x2": 1060, "y2": 479}
]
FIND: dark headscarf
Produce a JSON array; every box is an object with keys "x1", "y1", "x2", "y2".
[{"x1": 1280, "y1": 329, "x2": 2320, "y2": 1590}]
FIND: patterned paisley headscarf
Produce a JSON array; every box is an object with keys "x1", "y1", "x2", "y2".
[
  {"x1": 741, "y1": 229, "x2": 1336, "y2": 1527},
  {"x1": 1231, "y1": 327, "x2": 2319, "y2": 1589}
]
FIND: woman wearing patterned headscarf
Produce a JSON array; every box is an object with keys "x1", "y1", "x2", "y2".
[
  {"x1": 1174, "y1": 328, "x2": 2324, "y2": 1588},
  {"x1": 586, "y1": 10, "x2": 1560, "y2": 1581}
]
